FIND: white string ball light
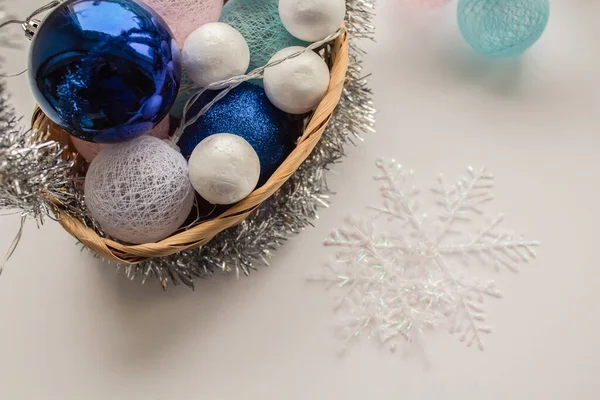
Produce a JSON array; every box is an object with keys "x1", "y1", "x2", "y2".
[
  {"x1": 182, "y1": 22, "x2": 250, "y2": 89},
  {"x1": 84, "y1": 136, "x2": 195, "y2": 244},
  {"x1": 188, "y1": 133, "x2": 261, "y2": 205},
  {"x1": 263, "y1": 46, "x2": 330, "y2": 114},
  {"x1": 279, "y1": 0, "x2": 346, "y2": 42}
]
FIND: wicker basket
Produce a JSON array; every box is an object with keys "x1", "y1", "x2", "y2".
[{"x1": 31, "y1": 28, "x2": 349, "y2": 265}]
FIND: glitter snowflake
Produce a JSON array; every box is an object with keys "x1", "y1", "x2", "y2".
[{"x1": 313, "y1": 159, "x2": 540, "y2": 351}]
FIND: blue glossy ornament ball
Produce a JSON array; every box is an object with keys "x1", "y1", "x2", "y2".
[
  {"x1": 29, "y1": 0, "x2": 181, "y2": 143},
  {"x1": 177, "y1": 82, "x2": 303, "y2": 184},
  {"x1": 457, "y1": 0, "x2": 550, "y2": 58}
]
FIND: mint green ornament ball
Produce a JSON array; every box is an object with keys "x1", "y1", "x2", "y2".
[
  {"x1": 457, "y1": 0, "x2": 550, "y2": 57},
  {"x1": 220, "y1": 0, "x2": 308, "y2": 75},
  {"x1": 170, "y1": 70, "x2": 195, "y2": 118}
]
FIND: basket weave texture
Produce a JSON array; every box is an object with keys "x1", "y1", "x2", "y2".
[{"x1": 31, "y1": 28, "x2": 349, "y2": 265}]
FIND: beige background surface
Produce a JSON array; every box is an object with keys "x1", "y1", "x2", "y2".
[{"x1": 1, "y1": 0, "x2": 599, "y2": 398}]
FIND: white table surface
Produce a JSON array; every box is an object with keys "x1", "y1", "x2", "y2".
[{"x1": 1, "y1": 0, "x2": 599, "y2": 398}]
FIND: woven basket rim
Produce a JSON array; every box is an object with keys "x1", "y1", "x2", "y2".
[{"x1": 32, "y1": 28, "x2": 350, "y2": 265}]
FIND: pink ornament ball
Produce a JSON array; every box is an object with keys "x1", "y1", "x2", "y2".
[
  {"x1": 141, "y1": 0, "x2": 223, "y2": 46},
  {"x1": 70, "y1": 137, "x2": 101, "y2": 164},
  {"x1": 72, "y1": 117, "x2": 171, "y2": 163}
]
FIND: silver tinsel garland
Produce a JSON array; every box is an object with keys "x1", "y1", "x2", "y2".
[
  {"x1": 0, "y1": 79, "x2": 75, "y2": 273},
  {"x1": 0, "y1": 0, "x2": 375, "y2": 289},
  {"x1": 0, "y1": 91, "x2": 74, "y2": 223}
]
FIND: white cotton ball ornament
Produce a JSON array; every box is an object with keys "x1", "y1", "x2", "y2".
[
  {"x1": 263, "y1": 46, "x2": 330, "y2": 114},
  {"x1": 84, "y1": 136, "x2": 195, "y2": 244},
  {"x1": 188, "y1": 133, "x2": 260, "y2": 205},
  {"x1": 182, "y1": 22, "x2": 250, "y2": 88},
  {"x1": 279, "y1": 0, "x2": 346, "y2": 42}
]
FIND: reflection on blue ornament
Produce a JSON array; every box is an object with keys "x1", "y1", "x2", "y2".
[
  {"x1": 177, "y1": 82, "x2": 302, "y2": 184},
  {"x1": 457, "y1": 0, "x2": 550, "y2": 58},
  {"x1": 29, "y1": 0, "x2": 181, "y2": 143}
]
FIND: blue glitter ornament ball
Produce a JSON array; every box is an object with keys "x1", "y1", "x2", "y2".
[
  {"x1": 29, "y1": 0, "x2": 181, "y2": 143},
  {"x1": 178, "y1": 82, "x2": 303, "y2": 184},
  {"x1": 457, "y1": 0, "x2": 550, "y2": 58},
  {"x1": 220, "y1": 0, "x2": 307, "y2": 77}
]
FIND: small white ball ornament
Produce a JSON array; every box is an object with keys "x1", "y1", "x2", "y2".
[
  {"x1": 84, "y1": 136, "x2": 195, "y2": 244},
  {"x1": 188, "y1": 133, "x2": 261, "y2": 205},
  {"x1": 182, "y1": 22, "x2": 250, "y2": 88},
  {"x1": 279, "y1": 0, "x2": 346, "y2": 42},
  {"x1": 263, "y1": 46, "x2": 330, "y2": 115}
]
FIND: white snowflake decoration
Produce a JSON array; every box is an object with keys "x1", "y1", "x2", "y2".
[{"x1": 313, "y1": 159, "x2": 540, "y2": 351}]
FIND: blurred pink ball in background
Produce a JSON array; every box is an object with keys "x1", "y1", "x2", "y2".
[
  {"x1": 140, "y1": 0, "x2": 223, "y2": 46},
  {"x1": 400, "y1": 0, "x2": 451, "y2": 8},
  {"x1": 72, "y1": 117, "x2": 171, "y2": 163}
]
